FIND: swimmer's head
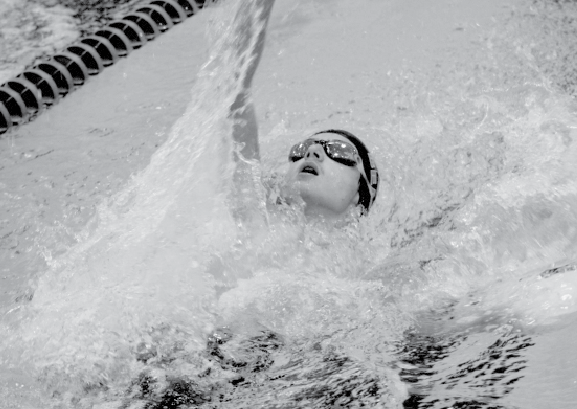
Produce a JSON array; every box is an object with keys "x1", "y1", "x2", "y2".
[
  {"x1": 314, "y1": 130, "x2": 379, "y2": 215},
  {"x1": 284, "y1": 129, "x2": 379, "y2": 217}
]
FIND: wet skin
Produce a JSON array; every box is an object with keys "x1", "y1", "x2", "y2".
[{"x1": 283, "y1": 133, "x2": 361, "y2": 218}]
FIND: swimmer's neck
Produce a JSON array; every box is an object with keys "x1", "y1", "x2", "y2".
[{"x1": 303, "y1": 203, "x2": 358, "y2": 226}]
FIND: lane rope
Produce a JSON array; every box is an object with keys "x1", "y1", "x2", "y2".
[{"x1": 0, "y1": 0, "x2": 208, "y2": 135}]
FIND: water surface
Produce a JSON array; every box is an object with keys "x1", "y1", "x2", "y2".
[{"x1": 1, "y1": 0, "x2": 577, "y2": 408}]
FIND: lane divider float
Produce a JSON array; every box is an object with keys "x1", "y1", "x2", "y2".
[{"x1": 0, "y1": 0, "x2": 207, "y2": 135}]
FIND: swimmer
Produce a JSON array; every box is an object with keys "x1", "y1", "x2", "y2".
[
  {"x1": 229, "y1": 0, "x2": 379, "y2": 223},
  {"x1": 128, "y1": 4, "x2": 386, "y2": 405}
]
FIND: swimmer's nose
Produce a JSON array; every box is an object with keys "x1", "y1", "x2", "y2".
[{"x1": 305, "y1": 143, "x2": 325, "y2": 161}]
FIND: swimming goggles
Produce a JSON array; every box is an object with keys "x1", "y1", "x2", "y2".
[{"x1": 288, "y1": 138, "x2": 359, "y2": 166}]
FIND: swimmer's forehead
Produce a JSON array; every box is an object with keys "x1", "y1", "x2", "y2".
[{"x1": 308, "y1": 132, "x2": 350, "y2": 143}]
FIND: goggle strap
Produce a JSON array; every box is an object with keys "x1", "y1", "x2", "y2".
[{"x1": 370, "y1": 170, "x2": 378, "y2": 187}]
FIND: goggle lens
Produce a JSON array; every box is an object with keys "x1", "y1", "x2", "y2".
[{"x1": 288, "y1": 139, "x2": 358, "y2": 166}]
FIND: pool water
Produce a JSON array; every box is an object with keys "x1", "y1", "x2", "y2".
[
  {"x1": 0, "y1": 0, "x2": 148, "y2": 84},
  {"x1": 1, "y1": 0, "x2": 577, "y2": 408}
]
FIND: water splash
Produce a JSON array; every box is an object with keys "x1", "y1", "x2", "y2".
[
  {"x1": 0, "y1": 0, "x2": 269, "y2": 402},
  {"x1": 2, "y1": 0, "x2": 577, "y2": 407}
]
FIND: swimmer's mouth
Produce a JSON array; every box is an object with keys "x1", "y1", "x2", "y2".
[{"x1": 300, "y1": 162, "x2": 319, "y2": 176}]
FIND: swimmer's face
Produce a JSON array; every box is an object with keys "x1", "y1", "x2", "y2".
[{"x1": 284, "y1": 133, "x2": 361, "y2": 216}]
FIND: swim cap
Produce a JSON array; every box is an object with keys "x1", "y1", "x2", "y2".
[{"x1": 314, "y1": 129, "x2": 379, "y2": 215}]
